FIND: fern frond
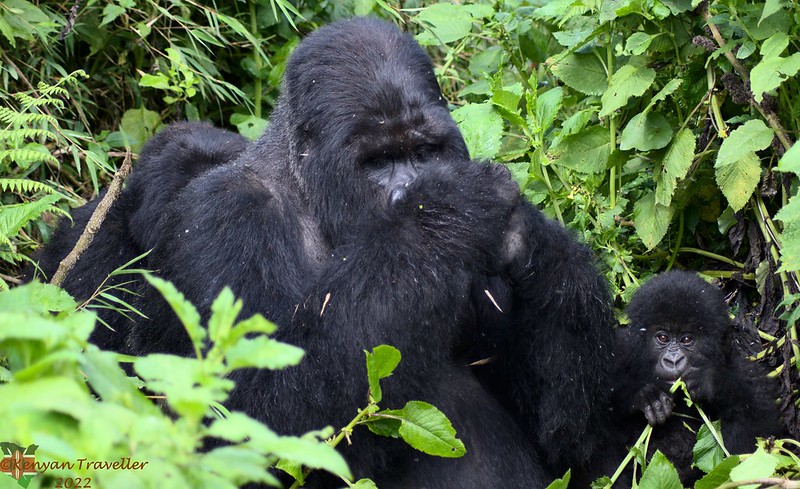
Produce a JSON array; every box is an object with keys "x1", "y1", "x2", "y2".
[
  {"x1": 0, "y1": 194, "x2": 63, "y2": 241},
  {"x1": 0, "y1": 108, "x2": 57, "y2": 128},
  {"x1": 36, "y1": 84, "x2": 69, "y2": 98},
  {"x1": 0, "y1": 128, "x2": 56, "y2": 143},
  {"x1": 13, "y1": 92, "x2": 65, "y2": 111},
  {"x1": 0, "y1": 178, "x2": 57, "y2": 195},
  {"x1": 0, "y1": 148, "x2": 59, "y2": 167},
  {"x1": 0, "y1": 250, "x2": 27, "y2": 264}
]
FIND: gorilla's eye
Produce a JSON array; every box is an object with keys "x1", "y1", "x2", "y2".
[
  {"x1": 655, "y1": 333, "x2": 670, "y2": 344},
  {"x1": 679, "y1": 335, "x2": 694, "y2": 346}
]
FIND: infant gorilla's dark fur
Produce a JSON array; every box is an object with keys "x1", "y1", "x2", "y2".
[
  {"x1": 31, "y1": 18, "x2": 617, "y2": 487},
  {"x1": 613, "y1": 270, "x2": 784, "y2": 484}
]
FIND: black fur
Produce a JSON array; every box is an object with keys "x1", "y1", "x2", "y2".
[
  {"x1": 613, "y1": 270, "x2": 784, "y2": 484},
  {"x1": 32, "y1": 18, "x2": 617, "y2": 486}
]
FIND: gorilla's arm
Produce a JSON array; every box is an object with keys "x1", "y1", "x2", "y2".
[{"x1": 499, "y1": 202, "x2": 616, "y2": 468}]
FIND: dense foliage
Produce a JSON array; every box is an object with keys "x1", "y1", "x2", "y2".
[{"x1": 1, "y1": 0, "x2": 799, "y2": 487}]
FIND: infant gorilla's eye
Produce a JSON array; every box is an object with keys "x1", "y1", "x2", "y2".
[
  {"x1": 679, "y1": 335, "x2": 694, "y2": 345},
  {"x1": 656, "y1": 333, "x2": 670, "y2": 344}
]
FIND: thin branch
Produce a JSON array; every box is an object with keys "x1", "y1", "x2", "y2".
[{"x1": 50, "y1": 152, "x2": 133, "y2": 287}]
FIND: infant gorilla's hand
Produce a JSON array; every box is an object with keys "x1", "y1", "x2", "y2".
[{"x1": 633, "y1": 383, "x2": 675, "y2": 426}]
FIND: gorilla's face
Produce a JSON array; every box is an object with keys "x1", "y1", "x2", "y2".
[{"x1": 278, "y1": 18, "x2": 469, "y2": 245}]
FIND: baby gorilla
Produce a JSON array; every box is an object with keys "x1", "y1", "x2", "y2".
[{"x1": 613, "y1": 270, "x2": 784, "y2": 484}]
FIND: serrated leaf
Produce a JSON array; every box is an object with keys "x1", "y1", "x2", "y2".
[
  {"x1": 535, "y1": 87, "x2": 563, "y2": 133},
  {"x1": 620, "y1": 112, "x2": 673, "y2": 151},
  {"x1": 760, "y1": 0, "x2": 787, "y2": 26},
  {"x1": 693, "y1": 421, "x2": 726, "y2": 473},
  {"x1": 551, "y1": 53, "x2": 608, "y2": 96},
  {"x1": 639, "y1": 451, "x2": 682, "y2": 489},
  {"x1": 729, "y1": 448, "x2": 779, "y2": 489},
  {"x1": 715, "y1": 120, "x2": 773, "y2": 211},
  {"x1": 144, "y1": 274, "x2": 205, "y2": 353},
  {"x1": 415, "y1": 3, "x2": 473, "y2": 46},
  {"x1": 452, "y1": 103, "x2": 503, "y2": 160},
  {"x1": 656, "y1": 128, "x2": 696, "y2": 206},
  {"x1": 388, "y1": 401, "x2": 465, "y2": 458},
  {"x1": 751, "y1": 53, "x2": 800, "y2": 103},
  {"x1": 634, "y1": 191, "x2": 673, "y2": 249},
  {"x1": 695, "y1": 455, "x2": 741, "y2": 489},
  {"x1": 365, "y1": 345, "x2": 401, "y2": 403},
  {"x1": 226, "y1": 336, "x2": 304, "y2": 371},
  {"x1": 599, "y1": 64, "x2": 656, "y2": 117},
  {"x1": 552, "y1": 126, "x2": 611, "y2": 174},
  {"x1": 545, "y1": 470, "x2": 571, "y2": 489},
  {"x1": 625, "y1": 32, "x2": 654, "y2": 55},
  {"x1": 208, "y1": 287, "x2": 241, "y2": 344},
  {"x1": 777, "y1": 142, "x2": 800, "y2": 175}
]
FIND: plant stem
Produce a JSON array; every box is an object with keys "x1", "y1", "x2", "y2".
[{"x1": 249, "y1": 1, "x2": 262, "y2": 119}]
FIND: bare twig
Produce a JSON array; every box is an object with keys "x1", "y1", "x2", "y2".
[{"x1": 50, "y1": 152, "x2": 133, "y2": 287}]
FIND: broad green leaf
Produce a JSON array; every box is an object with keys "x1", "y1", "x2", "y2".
[
  {"x1": 599, "y1": 64, "x2": 656, "y2": 117},
  {"x1": 656, "y1": 128, "x2": 696, "y2": 206},
  {"x1": 551, "y1": 53, "x2": 608, "y2": 96},
  {"x1": 389, "y1": 401, "x2": 465, "y2": 458},
  {"x1": 139, "y1": 73, "x2": 171, "y2": 91},
  {"x1": 643, "y1": 79, "x2": 682, "y2": 113},
  {"x1": 760, "y1": 0, "x2": 786, "y2": 25},
  {"x1": 0, "y1": 281, "x2": 76, "y2": 313},
  {"x1": 730, "y1": 448, "x2": 779, "y2": 489},
  {"x1": 415, "y1": 4, "x2": 473, "y2": 46},
  {"x1": 634, "y1": 191, "x2": 673, "y2": 249},
  {"x1": 625, "y1": 32, "x2": 654, "y2": 55},
  {"x1": 202, "y1": 447, "x2": 278, "y2": 486},
  {"x1": 365, "y1": 345, "x2": 401, "y2": 403},
  {"x1": 552, "y1": 126, "x2": 611, "y2": 174},
  {"x1": 751, "y1": 53, "x2": 800, "y2": 103},
  {"x1": 737, "y1": 40, "x2": 757, "y2": 59},
  {"x1": 776, "y1": 194, "x2": 800, "y2": 272},
  {"x1": 693, "y1": 421, "x2": 726, "y2": 473},
  {"x1": 715, "y1": 120, "x2": 773, "y2": 211},
  {"x1": 545, "y1": 470, "x2": 571, "y2": 489},
  {"x1": 638, "y1": 451, "x2": 682, "y2": 489},
  {"x1": 226, "y1": 336, "x2": 304, "y2": 371},
  {"x1": 0, "y1": 378, "x2": 91, "y2": 419},
  {"x1": 119, "y1": 107, "x2": 161, "y2": 152},
  {"x1": 777, "y1": 142, "x2": 800, "y2": 175},
  {"x1": 230, "y1": 113, "x2": 268, "y2": 141},
  {"x1": 452, "y1": 103, "x2": 503, "y2": 160},
  {"x1": 620, "y1": 112, "x2": 672, "y2": 151},
  {"x1": 80, "y1": 348, "x2": 156, "y2": 412},
  {"x1": 490, "y1": 80, "x2": 525, "y2": 129},
  {"x1": 144, "y1": 274, "x2": 205, "y2": 354},
  {"x1": 535, "y1": 87, "x2": 564, "y2": 133},
  {"x1": 695, "y1": 455, "x2": 741, "y2": 489}
]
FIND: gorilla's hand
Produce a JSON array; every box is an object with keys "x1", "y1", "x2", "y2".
[
  {"x1": 391, "y1": 160, "x2": 520, "y2": 270},
  {"x1": 633, "y1": 383, "x2": 675, "y2": 426}
]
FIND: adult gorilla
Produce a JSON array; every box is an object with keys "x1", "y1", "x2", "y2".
[{"x1": 33, "y1": 18, "x2": 615, "y2": 486}]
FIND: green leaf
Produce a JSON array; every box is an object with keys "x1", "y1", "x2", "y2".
[
  {"x1": 759, "y1": 0, "x2": 786, "y2": 26},
  {"x1": 80, "y1": 348, "x2": 156, "y2": 413},
  {"x1": 535, "y1": 87, "x2": 564, "y2": 133},
  {"x1": 202, "y1": 446, "x2": 278, "y2": 486},
  {"x1": 551, "y1": 53, "x2": 608, "y2": 96},
  {"x1": 387, "y1": 401, "x2": 466, "y2": 458},
  {"x1": 638, "y1": 451, "x2": 682, "y2": 489},
  {"x1": 751, "y1": 53, "x2": 800, "y2": 103},
  {"x1": 545, "y1": 470, "x2": 571, "y2": 489},
  {"x1": 695, "y1": 455, "x2": 741, "y2": 489},
  {"x1": 230, "y1": 113, "x2": 268, "y2": 141},
  {"x1": 139, "y1": 73, "x2": 172, "y2": 91},
  {"x1": 656, "y1": 128, "x2": 696, "y2": 206},
  {"x1": 620, "y1": 112, "x2": 673, "y2": 151},
  {"x1": 119, "y1": 107, "x2": 161, "y2": 152},
  {"x1": 225, "y1": 336, "x2": 304, "y2": 371},
  {"x1": 625, "y1": 32, "x2": 654, "y2": 55},
  {"x1": 452, "y1": 103, "x2": 503, "y2": 160},
  {"x1": 643, "y1": 79, "x2": 682, "y2": 114},
  {"x1": 777, "y1": 195, "x2": 800, "y2": 273},
  {"x1": 599, "y1": 64, "x2": 656, "y2": 117},
  {"x1": 208, "y1": 287, "x2": 241, "y2": 344},
  {"x1": 634, "y1": 191, "x2": 673, "y2": 249},
  {"x1": 365, "y1": 345, "x2": 401, "y2": 403},
  {"x1": 729, "y1": 448, "x2": 779, "y2": 489},
  {"x1": 553, "y1": 126, "x2": 611, "y2": 174},
  {"x1": 101, "y1": 4, "x2": 126, "y2": 26},
  {"x1": 144, "y1": 274, "x2": 205, "y2": 355},
  {"x1": 0, "y1": 281, "x2": 76, "y2": 314},
  {"x1": 693, "y1": 420, "x2": 726, "y2": 473},
  {"x1": 715, "y1": 120, "x2": 773, "y2": 211},
  {"x1": 777, "y1": 142, "x2": 800, "y2": 175},
  {"x1": 0, "y1": 378, "x2": 91, "y2": 419},
  {"x1": 415, "y1": 4, "x2": 473, "y2": 46},
  {"x1": 490, "y1": 79, "x2": 525, "y2": 129},
  {"x1": 351, "y1": 479, "x2": 379, "y2": 489}
]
